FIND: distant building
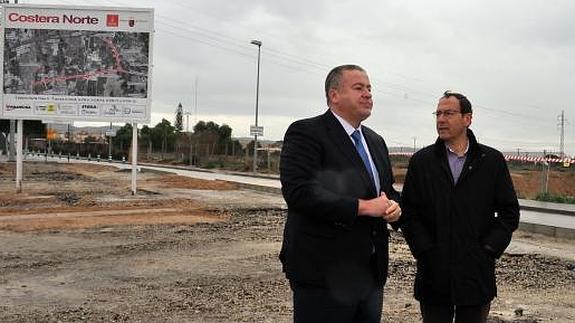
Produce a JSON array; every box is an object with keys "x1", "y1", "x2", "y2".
[
  {"x1": 234, "y1": 137, "x2": 280, "y2": 149},
  {"x1": 47, "y1": 124, "x2": 121, "y2": 143}
]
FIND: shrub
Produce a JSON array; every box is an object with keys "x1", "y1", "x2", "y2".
[{"x1": 535, "y1": 192, "x2": 575, "y2": 204}]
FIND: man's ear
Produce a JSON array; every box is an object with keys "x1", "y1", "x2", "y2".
[
  {"x1": 328, "y1": 88, "x2": 339, "y2": 104},
  {"x1": 465, "y1": 113, "x2": 473, "y2": 127}
]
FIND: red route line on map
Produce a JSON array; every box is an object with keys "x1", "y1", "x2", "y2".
[{"x1": 31, "y1": 37, "x2": 127, "y2": 88}]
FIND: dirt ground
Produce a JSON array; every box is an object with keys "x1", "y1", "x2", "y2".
[
  {"x1": 0, "y1": 161, "x2": 574, "y2": 322},
  {"x1": 392, "y1": 165, "x2": 575, "y2": 200},
  {"x1": 509, "y1": 168, "x2": 575, "y2": 199}
]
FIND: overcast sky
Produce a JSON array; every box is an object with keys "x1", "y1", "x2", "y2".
[{"x1": 26, "y1": 0, "x2": 575, "y2": 155}]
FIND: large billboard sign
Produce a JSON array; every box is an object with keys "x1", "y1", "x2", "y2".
[{"x1": 0, "y1": 4, "x2": 154, "y2": 123}]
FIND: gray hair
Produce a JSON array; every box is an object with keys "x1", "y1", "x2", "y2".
[{"x1": 325, "y1": 65, "x2": 366, "y2": 105}]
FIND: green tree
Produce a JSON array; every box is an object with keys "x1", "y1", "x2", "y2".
[
  {"x1": 0, "y1": 119, "x2": 44, "y2": 135},
  {"x1": 140, "y1": 125, "x2": 153, "y2": 158},
  {"x1": 140, "y1": 125, "x2": 152, "y2": 143},
  {"x1": 218, "y1": 124, "x2": 232, "y2": 142},
  {"x1": 190, "y1": 121, "x2": 239, "y2": 156},
  {"x1": 205, "y1": 121, "x2": 219, "y2": 132},
  {"x1": 193, "y1": 120, "x2": 207, "y2": 133},
  {"x1": 192, "y1": 121, "x2": 232, "y2": 142},
  {"x1": 114, "y1": 123, "x2": 133, "y2": 151},
  {"x1": 152, "y1": 119, "x2": 176, "y2": 157},
  {"x1": 0, "y1": 120, "x2": 46, "y2": 156},
  {"x1": 175, "y1": 103, "x2": 183, "y2": 132}
]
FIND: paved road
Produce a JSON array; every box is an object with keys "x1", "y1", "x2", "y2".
[
  {"x1": 131, "y1": 162, "x2": 575, "y2": 233},
  {"x1": 521, "y1": 209, "x2": 575, "y2": 229}
]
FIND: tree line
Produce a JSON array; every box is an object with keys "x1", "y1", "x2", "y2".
[{"x1": 1, "y1": 103, "x2": 274, "y2": 171}]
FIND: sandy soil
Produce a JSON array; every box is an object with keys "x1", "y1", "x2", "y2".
[
  {"x1": 0, "y1": 161, "x2": 573, "y2": 322},
  {"x1": 393, "y1": 166, "x2": 575, "y2": 200}
]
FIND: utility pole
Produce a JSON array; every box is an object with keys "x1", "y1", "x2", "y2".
[
  {"x1": 557, "y1": 110, "x2": 567, "y2": 158},
  {"x1": 184, "y1": 109, "x2": 192, "y2": 165},
  {"x1": 194, "y1": 77, "x2": 198, "y2": 124},
  {"x1": 250, "y1": 40, "x2": 262, "y2": 173},
  {"x1": 540, "y1": 149, "x2": 550, "y2": 195},
  {"x1": 108, "y1": 122, "x2": 113, "y2": 160}
]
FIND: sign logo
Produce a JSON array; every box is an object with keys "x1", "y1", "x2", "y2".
[
  {"x1": 5, "y1": 105, "x2": 31, "y2": 111},
  {"x1": 128, "y1": 19, "x2": 135, "y2": 27},
  {"x1": 106, "y1": 14, "x2": 119, "y2": 27}
]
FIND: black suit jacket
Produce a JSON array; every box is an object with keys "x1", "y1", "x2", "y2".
[
  {"x1": 279, "y1": 110, "x2": 400, "y2": 289},
  {"x1": 400, "y1": 129, "x2": 520, "y2": 305}
]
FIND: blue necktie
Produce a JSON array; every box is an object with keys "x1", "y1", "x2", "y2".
[{"x1": 351, "y1": 130, "x2": 375, "y2": 184}]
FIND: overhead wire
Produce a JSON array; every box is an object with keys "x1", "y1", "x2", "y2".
[{"x1": 21, "y1": 0, "x2": 569, "y2": 151}]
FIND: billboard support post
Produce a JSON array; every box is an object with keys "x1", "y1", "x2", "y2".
[
  {"x1": 8, "y1": 120, "x2": 15, "y2": 161},
  {"x1": 16, "y1": 119, "x2": 23, "y2": 192},
  {"x1": 131, "y1": 123, "x2": 138, "y2": 195}
]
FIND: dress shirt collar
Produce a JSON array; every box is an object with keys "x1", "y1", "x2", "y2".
[
  {"x1": 330, "y1": 109, "x2": 361, "y2": 136},
  {"x1": 445, "y1": 140, "x2": 469, "y2": 158}
]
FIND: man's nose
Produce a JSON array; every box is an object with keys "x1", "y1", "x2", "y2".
[{"x1": 436, "y1": 116, "x2": 447, "y2": 124}]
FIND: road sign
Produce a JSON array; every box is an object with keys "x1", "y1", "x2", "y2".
[
  {"x1": 105, "y1": 130, "x2": 117, "y2": 137},
  {"x1": 250, "y1": 125, "x2": 264, "y2": 136}
]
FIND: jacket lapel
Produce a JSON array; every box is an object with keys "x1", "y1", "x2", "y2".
[
  {"x1": 433, "y1": 129, "x2": 483, "y2": 187},
  {"x1": 456, "y1": 129, "x2": 484, "y2": 186},
  {"x1": 363, "y1": 129, "x2": 390, "y2": 193},
  {"x1": 433, "y1": 137, "x2": 456, "y2": 186},
  {"x1": 322, "y1": 111, "x2": 377, "y2": 194}
]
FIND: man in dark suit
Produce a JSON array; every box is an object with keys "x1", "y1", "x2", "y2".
[
  {"x1": 401, "y1": 91, "x2": 520, "y2": 323},
  {"x1": 279, "y1": 64, "x2": 401, "y2": 323}
]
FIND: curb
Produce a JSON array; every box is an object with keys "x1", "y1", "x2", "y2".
[{"x1": 518, "y1": 222, "x2": 575, "y2": 240}]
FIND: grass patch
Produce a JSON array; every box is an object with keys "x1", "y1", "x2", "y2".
[{"x1": 535, "y1": 192, "x2": 575, "y2": 204}]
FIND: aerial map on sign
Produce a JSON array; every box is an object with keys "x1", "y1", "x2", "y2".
[{"x1": 4, "y1": 29, "x2": 149, "y2": 98}]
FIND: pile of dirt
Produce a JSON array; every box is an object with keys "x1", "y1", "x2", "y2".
[
  {"x1": 511, "y1": 168, "x2": 575, "y2": 199},
  {"x1": 0, "y1": 161, "x2": 237, "y2": 232},
  {"x1": 142, "y1": 173, "x2": 238, "y2": 190}
]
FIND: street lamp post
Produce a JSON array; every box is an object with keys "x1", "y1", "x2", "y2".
[
  {"x1": 250, "y1": 39, "x2": 262, "y2": 174},
  {"x1": 108, "y1": 122, "x2": 113, "y2": 160}
]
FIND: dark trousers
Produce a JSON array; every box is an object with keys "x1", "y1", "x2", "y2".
[
  {"x1": 289, "y1": 279, "x2": 383, "y2": 323},
  {"x1": 420, "y1": 303, "x2": 491, "y2": 323}
]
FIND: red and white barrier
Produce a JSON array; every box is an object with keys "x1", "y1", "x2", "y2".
[
  {"x1": 389, "y1": 152, "x2": 574, "y2": 165},
  {"x1": 503, "y1": 155, "x2": 574, "y2": 165}
]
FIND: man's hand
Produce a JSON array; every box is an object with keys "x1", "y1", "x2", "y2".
[
  {"x1": 358, "y1": 192, "x2": 401, "y2": 222},
  {"x1": 382, "y1": 192, "x2": 401, "y2": 223}
]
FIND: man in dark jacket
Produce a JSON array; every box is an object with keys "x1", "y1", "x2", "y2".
[
  {"x1": 280, "y1": 65, "x2": 401, "y2": 323},
  {"x1": 401, "y1": 91, "x2": 520, "y2": 323}
]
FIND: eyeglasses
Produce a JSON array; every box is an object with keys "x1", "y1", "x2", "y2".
[{"x1": 432, "y1": 110, "x2": 462, "y2": 118}]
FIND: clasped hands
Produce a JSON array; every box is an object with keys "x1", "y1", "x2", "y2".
[{"x1": 358, "y1": 192, "x2": 401, "y2": 222}]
